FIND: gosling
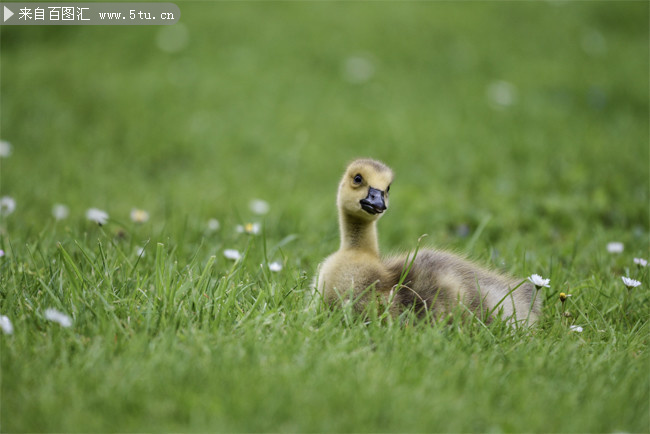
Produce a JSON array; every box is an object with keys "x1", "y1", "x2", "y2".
[{"x1": 316, "y1": 158, "x2": 542, "y2": 325}]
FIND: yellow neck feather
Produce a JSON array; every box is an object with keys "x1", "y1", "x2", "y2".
[{"x1": 338, "y1": 212, "x2": 380, "y2": 256}]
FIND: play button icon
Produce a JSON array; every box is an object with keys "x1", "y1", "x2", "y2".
[{"x1": 4, "y1": 6, "x2": 14, "y2": 22}]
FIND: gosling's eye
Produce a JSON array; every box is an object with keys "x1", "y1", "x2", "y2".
[
  {"x1": 386, "y1": 185, "x2": 391, "y2": 193},
  {"x1": 353, "y1": 174, "x2": 363, "y2": 184}
]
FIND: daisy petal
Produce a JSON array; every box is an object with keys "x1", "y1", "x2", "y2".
[
  {"x1": 223, "y1": 249, "x2": 241, "y2": 261},
  {"x1": 621, "y1": 276, "x2": 641, "y2": 288},
  {"x1": 528, "y1": 274, "x2": 550, "y2": 288},
  {"x1": 0, "y1": 315, "x2": 13, "y2": 335},
  {"x1": 44, "y1": 308, "x2": 72, "y2": 328},
  {"x1": 86, "y1": 208, "x2": 109, "y2": 225}
]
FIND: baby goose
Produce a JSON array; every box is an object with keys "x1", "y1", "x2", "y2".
[{"x1": 316, "y1": 158, "x2": 542, "y2": 325}]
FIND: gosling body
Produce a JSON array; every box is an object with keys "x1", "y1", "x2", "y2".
[{"x1": 316, "y1": 158, "x2": 541, "y2": 325}]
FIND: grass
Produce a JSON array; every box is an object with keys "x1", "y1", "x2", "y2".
[{"x1": 1, "y1": 1, "x2": 649, "y2": 432}]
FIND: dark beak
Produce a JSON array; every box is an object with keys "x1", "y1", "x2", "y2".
[{"x1": 360, "y1": 187, "x2": 387, "y2": 215}]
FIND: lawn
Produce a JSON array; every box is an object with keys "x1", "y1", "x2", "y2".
[{"x1": 1, "y1": 2, "x2": 648, "y2": 432}]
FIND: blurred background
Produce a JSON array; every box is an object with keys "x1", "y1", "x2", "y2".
[{"x1": 1, "y1": 1, "x2": 648, "y2": 264}]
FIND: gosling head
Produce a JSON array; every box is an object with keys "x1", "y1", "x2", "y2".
[{"x1": 337, "y1": 158, "x2": 394, "y2": 222}]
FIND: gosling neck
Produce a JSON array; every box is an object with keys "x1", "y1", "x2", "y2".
[{"x1": 339, "y1": 212, "x2": 380, "y2": 256}]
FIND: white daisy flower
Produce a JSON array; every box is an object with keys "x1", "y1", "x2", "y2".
[
  {"x1": 207, "y1": 218, "x2": 220, "y2": 232},
  {"x1": 130, "y1": 208, "x2": 150, "y2": 224},
  {"x1": 0, "y1": 196, "x2": 16, "y2": 216},
  {"x1": 86, "y1": 208, "x2": 109, "y2": 226},
  {"x1": 135, "y1": 246, "x2": 146, "y2": 257},
  {"x1": 606, "y1": 242, "x2": 624, "y2": 254},
  {"x1": 44, "y1": 308, "x2": 72, "y2": 328},
  {"x1": 633, "y1": 258, "x2": 648, "y2": 267},
  {"x1": 528, "y1": 274, "x2": 550, "y2": 289},
  {"x1": 0, "y1": 249, "x2": 4, "y2": 258},
  {"x1": 0, "y1": 315, "x2": 13, "y2": 335},
  {"x1": 621, "y1": 276, "x2": 641, "y2": 289},
  {"x1": 569, "y1": 325, "x2": 583, "y2": 333},
  {"x1": 268, "y1": 261, "x2": 283, "y2": 272},
  {"x1": 52, "y1": 204, "x2": 69, "y2": 220},
  {"x1": 223, "y1": 249, "x2": 241, "y2": 261},
  {"x1": 236, "y1": 222, "x2": 260, "y2": 235},
  {"x1": 249, "y1": 199, "x2": 270, "y2": 215},
  {"x1": 0, "y1": 140, "x2": 12, "y2": 158}
]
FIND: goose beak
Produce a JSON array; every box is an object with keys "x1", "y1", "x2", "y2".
[{"x1": 360, "y1": 187, "x2": 387, "y2": 215}]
